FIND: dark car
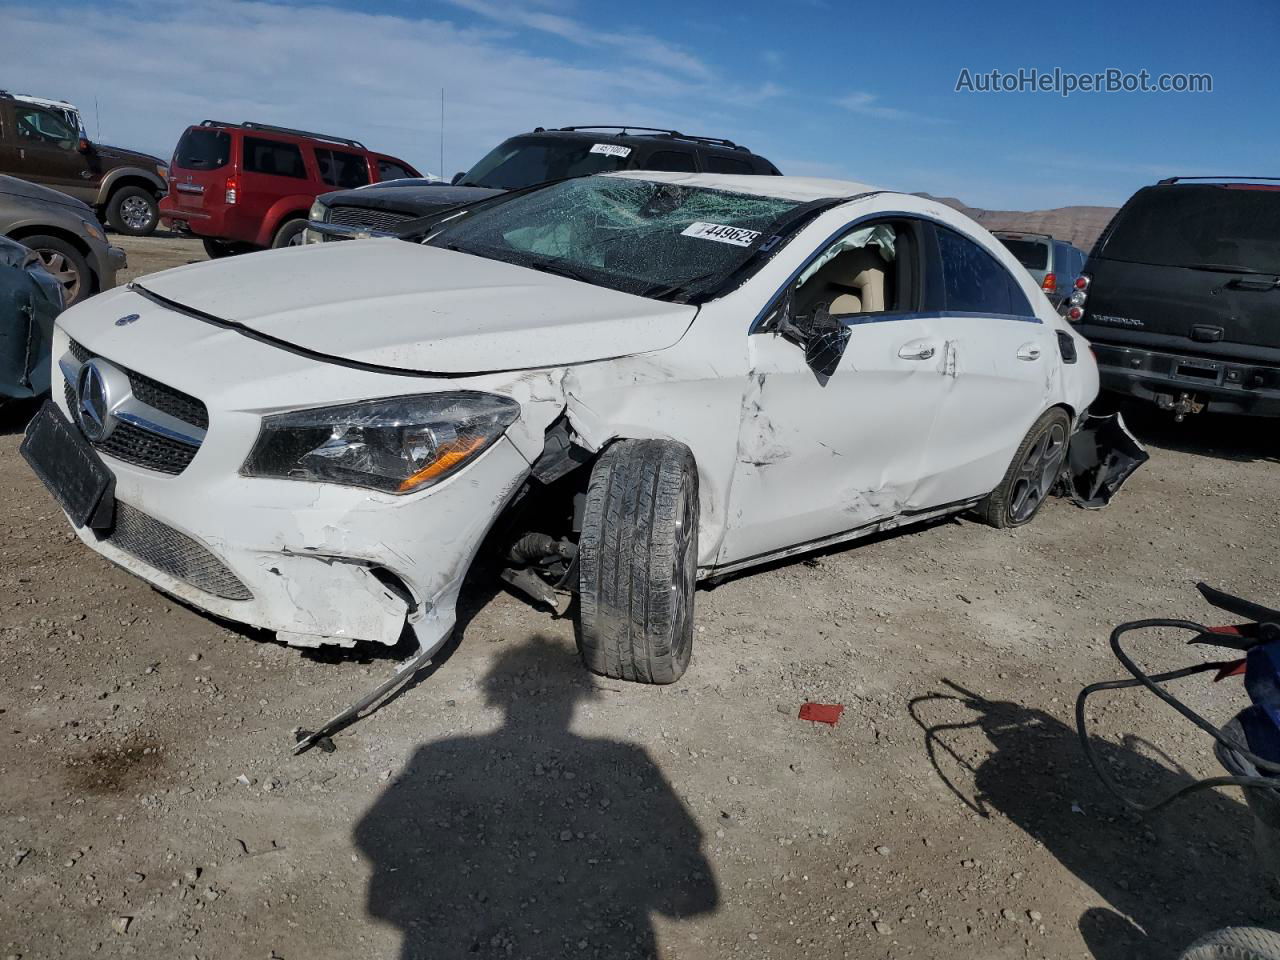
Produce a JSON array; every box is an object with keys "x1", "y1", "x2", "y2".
[
  {"x1": 0, "y1": 234, "x2": 63, "y2": 410},
  {"x1": 0, "y1": 91, "x2": 169, "y2": 236},
  {"x1": 307, "y1": 125, "x2": 781, "y2": 242},
  {"x1": 1071, "y1": 177, "x2": 1280, "y2": 420}
]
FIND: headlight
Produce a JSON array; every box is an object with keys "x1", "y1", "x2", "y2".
[
  {"x1": 156, "y1": 164, "x2": 169, "y2": 181},
  {"x1": 81, "y1": 219, "x2": 106, "y2": 243},
  {"x1": 242, "y1": 392, "x2": 520, "y2": 494},
  {"x1": 308, "y1": 199, "x2": 328, "y2": 222}
]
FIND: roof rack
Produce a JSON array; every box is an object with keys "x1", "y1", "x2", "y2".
[
  {"x1": 1157, "y1": 176, "x2": 1280, "y2": 185},
  {"x1": 199, "y1": 119, "x2": 365, "y2": 149},
  {"x1": 550, "y1": 125, "x2": 749, "y2": 152}
]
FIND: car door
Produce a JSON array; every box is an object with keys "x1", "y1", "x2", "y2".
[
  {"x1": 8, "y1": 103, "x2": 95, "y2": 201},
  {"x1": 717, "y1": 218, "x2": 951, "y2": 566},
  {"x1": 913, "y1": 221, "x2": 1057, "y2": 506}
]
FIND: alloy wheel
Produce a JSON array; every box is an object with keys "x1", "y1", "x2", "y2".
[
  {"x1": 1008, "y1": 421, "x2": 1068, "y2": 523},
  {"x1": 120, "y1": 195, "x2": 154, "y2": 231},
  {"x1": 34, "y1": 249, "x2": 82, "y2": 303}
]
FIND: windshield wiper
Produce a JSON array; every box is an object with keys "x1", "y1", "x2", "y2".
[
  {"x1": 639, "y1": 271, "x2": 720, "y2": 302},
  {"x1": 522, "y1": 258, "x2": 595, "y2": 284}
]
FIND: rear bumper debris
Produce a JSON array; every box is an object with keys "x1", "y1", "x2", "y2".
[{"x1": 1062, "y1": 412, "x2": 1149, "y2": 509}]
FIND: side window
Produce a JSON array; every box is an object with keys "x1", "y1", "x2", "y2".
[
  {"x1": 377, "y1": 159, "x2": 412, "y2": 181},
  {"x1": 791, "y1": 220, "x2": 907, "y2": 320},
  {"x1": 14, "y1": 106, "x2": 76, "y2": 150},
  {"x1": 243, "y1": 137, "x2": 306, "y2": 178},
  {"x1": 703, "y1": 154, "x2": 754, "y2": 175},
  {"x1": 931, "y1": 224, "x2": 1037, "y2": 316},
  {"x1": 316, "y1": 149, "x2": 371, "y2": 188},
  {"x1": 642, "y1": 150, "x2": 696, "y2": 173}
]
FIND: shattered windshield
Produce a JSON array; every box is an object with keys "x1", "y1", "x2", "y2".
[{"x1": 425, "y1": 177, "x2": 807, "y2": 301}]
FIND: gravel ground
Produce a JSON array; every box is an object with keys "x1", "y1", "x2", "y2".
[{"x1": 2, "y1": 235, "x2": 1278, "y2": 960}]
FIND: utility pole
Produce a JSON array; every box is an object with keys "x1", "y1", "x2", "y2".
[
  {"x1": 94, "y1": 97, "x2": 101, "y2": 139},
  {"x1": 439, "y1": 88, "x2": 445, "y2": 179}
]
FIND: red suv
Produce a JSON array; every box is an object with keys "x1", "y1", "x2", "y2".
[{"x1": 160, "y1": 120, "x2": 420, "y2": 257}]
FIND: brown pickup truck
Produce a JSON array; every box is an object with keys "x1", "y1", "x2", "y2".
[{"x1": 0, "y1": 91, "x2": 168, "y2": 236}]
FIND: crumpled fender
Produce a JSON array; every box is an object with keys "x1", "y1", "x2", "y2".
[
  {"x1": 1062, "y1": 412, "x2": 1149, "y2": 509},
  {"x1": 0, "y1": 240, "x2": 63, "y2": 399}
]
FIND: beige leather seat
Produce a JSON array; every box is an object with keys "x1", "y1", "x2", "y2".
[{"x1": 817, "y1": 247, "x2": 886, "y2": 315}]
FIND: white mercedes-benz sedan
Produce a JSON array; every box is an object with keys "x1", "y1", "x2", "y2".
[{"x1": 23, "y1": 171, "x2": 1124, "y2": 686}]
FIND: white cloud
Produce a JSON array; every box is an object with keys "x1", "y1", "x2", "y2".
[
  {"x1": 834, "y1": 91, "x2": 943, "y2": 123},
  {"x1": 0, "y1": 0, "x2": 777, "y2": 176}
]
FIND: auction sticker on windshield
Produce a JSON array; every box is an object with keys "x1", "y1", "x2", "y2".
[
  {"x1": 590, "y1": 143, "x2": 632, "y2": 158},
  {"x1": 681, "y1": 222, "x2": 762, "y2": 247}
]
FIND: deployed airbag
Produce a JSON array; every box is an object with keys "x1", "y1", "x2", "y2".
[{"x1": 1063, "y1": 412, "x2": 1149, "y2": 509}]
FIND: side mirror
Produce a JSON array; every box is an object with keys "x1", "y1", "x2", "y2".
[
  {"x1": 451, "y1": 171, "x2": 465, "y2": 185},
  {"x1": 803, "y1": 305, "x2": 850, "y2": 379},
  {"x1": 77, "y1": 137, "x2": 91, "y2": 154}
]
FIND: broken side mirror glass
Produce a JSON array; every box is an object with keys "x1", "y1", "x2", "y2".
[{"x1": 803, "y1": 304, "x2": 850, "y2": 379}]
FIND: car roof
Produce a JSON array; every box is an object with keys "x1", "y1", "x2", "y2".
[
  {"x1": 514, "y1": 126, "x2": 766, "y2": 158},
  {"x1": 602, "y1": 170, "x2": 880, "y2": 202}
]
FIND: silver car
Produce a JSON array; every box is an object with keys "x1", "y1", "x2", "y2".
[
  {"x1": 0, "y1": 175, "x2": 125, "y2": 306},
  {"x1": 993, "y1": 231, "x2": 1086, "y2": 309}
]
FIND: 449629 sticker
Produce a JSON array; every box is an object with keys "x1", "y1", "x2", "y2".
[{"x1": 680, "y1": 222, "x2": 761, "y2": 247}]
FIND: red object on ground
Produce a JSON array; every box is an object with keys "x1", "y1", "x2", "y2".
[{"x1": 799, "y1": 702, "x2": 844, "y2": 725}]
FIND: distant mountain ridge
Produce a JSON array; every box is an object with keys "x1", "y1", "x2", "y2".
[{"x1": 920, "y1": 195, "x2": 1119, "y2": 252}]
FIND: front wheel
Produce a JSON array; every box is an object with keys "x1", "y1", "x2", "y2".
[
  {"x1": 106, "y1": 186, "x2": 159, "y2": 236},
  {"x1": 577, "y1": 440, "x2": 699, "y2": 684},
  {"x1": 1180, "y1": 928, "x2": 1280, "y2": 960},
  {"x1": 270, "y1": 219, "x2": 308, "y2": 249},
  {"x1": 975, "y1": 407, "x2": 1071, "y2": 528},
  {"x1": 20, "y1": 234, "x2": 93, "y2": 306}
]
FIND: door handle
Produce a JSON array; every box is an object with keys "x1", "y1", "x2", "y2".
[
  {"x1": 1016, "y1": 343, "x2": 1042, "y2": 361},
  {"x1": 898, "y1": 341, "x2": 936, "y2": 361}
]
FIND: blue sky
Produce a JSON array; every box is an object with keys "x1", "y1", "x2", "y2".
[{"x1": 4, "y1": 0, "x2": 1276, "y2": 209}]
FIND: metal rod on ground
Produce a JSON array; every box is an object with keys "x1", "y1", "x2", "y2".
[{"x1": 292, "y1": 642, "x2": 438, "y2": 755}]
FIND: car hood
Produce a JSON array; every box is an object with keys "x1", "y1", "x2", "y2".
[
  {"x1": 93, "y1": 143, "x2": 165, "y2": 168},
  {"x1": 131, "y1": 239, "x2": 697, "y2": 374},
  {"x1": 0, "y1": 175, "x2": 93, "y2": 214},
  {"x1": 322, "y1": 184, "x2": 502, "y2": 217}
]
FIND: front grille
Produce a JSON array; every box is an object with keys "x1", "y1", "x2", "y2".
[
  {"x1": 103, "y1": 501, "x2": 252, "y2": 601},
  {"x1": 328, "y1": 205, "x2": 418, "y2": 233},
  {"x1": 64, "y1": 340, "x2": 205, "y2": 475},
  {"x1": 68, "y1": 340, "x2": 209, "y2": 430}
]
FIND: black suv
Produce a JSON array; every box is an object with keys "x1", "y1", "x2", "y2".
[
  {"x1": 307, "y1": 125, "x2": 780, "y2": 242},
  {"x1": 1072, "y1": 177, "x2": 1280, "y2": 419}
]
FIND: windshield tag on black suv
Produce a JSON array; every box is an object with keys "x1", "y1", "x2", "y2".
[
  {"x1": 681, "y1": 222, "x2": 761, "y2": 247},
  {"x1": 589, "y1": 143, "x2": 631, "y2": 158}
]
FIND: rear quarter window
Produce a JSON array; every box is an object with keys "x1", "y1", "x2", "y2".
[
  {"x1": 316, "y1": 149, "x2": 370, "y2": 188},
  {"x1": 243, "y1": 136, "x2": 307, "y2": 178},
  {"x1": 931, "y1": 225, "x2": 1034, "y2": 316},
  {"x1": 174, "y1": 129, "x2": 231, "y2": 170},
  {"x1": 703, "y1": 155, "x2": 754, "y2": 175}
]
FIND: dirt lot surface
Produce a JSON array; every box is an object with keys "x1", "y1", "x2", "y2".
[{"x1": 2, "y1": 235, "x2": 1279, "y2": 960}]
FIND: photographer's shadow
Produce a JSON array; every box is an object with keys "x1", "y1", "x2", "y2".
[
  {"x1": 911, "y1": 681, "x2": 1265, "y2": 960},
  {"x1": 353, "y1": 637, "x2": 719, "y2": 959}
]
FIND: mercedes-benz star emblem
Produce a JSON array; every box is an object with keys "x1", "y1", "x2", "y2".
[
  {"x1": 115, "y1": 313, "x2": 140, "y2": 326},
  {"x1": 75, "y1": 360, "x2": 116, "y2": 442}
]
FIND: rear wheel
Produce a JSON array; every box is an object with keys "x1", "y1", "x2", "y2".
[
  {"x1": 201, "y1": 238, "x2": 256, "y2": 259},
  {"x1": 975, "y1": 407, "x2": 1071, "y2": 528},
  {"x1": 577, "y1": 440, "x2": 699, "y2": 684},
  {"x1": 106, "y1": 186, "x2": 159, "y2": 236},
  {"x1": 270, "y1": 218, "x2": 308, "y2": 249},
  {"x1": 19, "y1": 234, "x2": 92, "y2": 306}
]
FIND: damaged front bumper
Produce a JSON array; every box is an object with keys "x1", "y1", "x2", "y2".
[
  {"x1": 1062, "y1": 411, "x2": 1149, "y2": 509},
  {"x1": 60, "y1": 418, "x2": 531, "y2": 655}
]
